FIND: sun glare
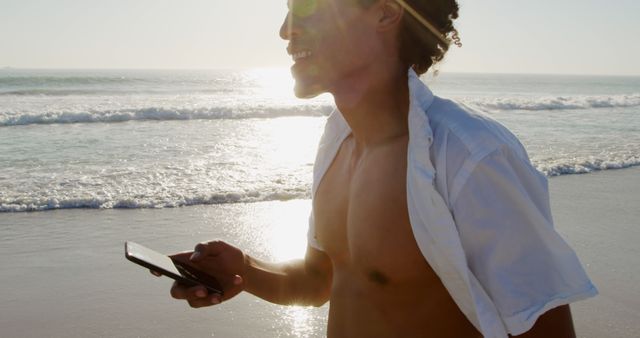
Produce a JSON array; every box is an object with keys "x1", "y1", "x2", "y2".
[
  {"x1": 283, "y1": 305, "x2": 318, "y2": 338},
  {"x1": 245, "y1": 67, "x2": 295, "y2": 98},
  {"x1": 262, "y1": 117, "x2": 321, "y2": 168},
  {"x1": 263, "y1": 200, "x2": 311, "y2": 261}
]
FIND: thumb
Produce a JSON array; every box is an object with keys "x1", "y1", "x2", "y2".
[
  {"x1": 233, "y1": 274, "x2": 243, "y2": 286},
  {"x1": 190, "y1": 241, "x2": 226, "y2": 262}
]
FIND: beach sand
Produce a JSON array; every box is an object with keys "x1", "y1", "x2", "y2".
[
  {"x1": 0, "y1": 167, "x2": 638, "y2": 338},
  {"x1": 549, "y1": 167, "x2": 640, "y2": 338}
]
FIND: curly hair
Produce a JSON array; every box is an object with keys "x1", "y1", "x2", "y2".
[{"x1": 359, "y1": 0, "x2": 461, "y2": 75}]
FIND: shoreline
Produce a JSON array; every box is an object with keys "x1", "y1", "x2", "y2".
[{"x1": 1, "y1": 165, "x2": 639, "y2": 214}]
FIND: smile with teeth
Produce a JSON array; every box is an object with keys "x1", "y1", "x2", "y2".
[{"x1": 292, "y1": 51, "x2": 312, "y2": 62}]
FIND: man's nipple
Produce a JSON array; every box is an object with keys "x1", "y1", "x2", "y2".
[{"x1": 368, "y1": 270, "x2": 390, "y2": 286}]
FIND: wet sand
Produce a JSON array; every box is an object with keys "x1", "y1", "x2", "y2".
[
  {"x1": 0, "y1": 167, "x2": 638, "y2": 337},
  {"x1": 549, "y1": 167, "x2": 640, "y2": 338}
]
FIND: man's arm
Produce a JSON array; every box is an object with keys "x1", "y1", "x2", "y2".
[
  {"x1": 244, "y1": 245, "x2": 333, "y2": 306},
  {"x1": 511, "y1": 305, "x2": 575, "y2": 338},
  {"x1": 165, "y1": 241, "x2": 332, "y2": 308}
]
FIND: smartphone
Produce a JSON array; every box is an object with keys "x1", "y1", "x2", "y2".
[{"x1": 124, "y1": 241, "x2": 223, "y2": 295}]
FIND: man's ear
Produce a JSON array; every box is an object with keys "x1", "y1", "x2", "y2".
[{"x1": 377, "y1": 0, "x2": 404, "y2": 31}]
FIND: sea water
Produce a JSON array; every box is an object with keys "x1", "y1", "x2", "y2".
[{"x1": 1, "y1": 68, "x2": 639, "y2": 212}]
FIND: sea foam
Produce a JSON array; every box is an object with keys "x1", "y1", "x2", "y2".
[
  {"x1": 2, "y1": 70, "x2": 639, "y2": 213},
  {"x1": 468, "y1": 93, "x2": 640, "y2": 111},
  {"x1": 3, "y1": 93, "x2": 638, "y2": 127},
  {"x1": 0, "y1": 105, "x2": 334, "y2": 126},
  {"x1": 2, "y1": 156, "x2": 639, "y2": 212},
  {"x1": 537, "y1": 156, "x2": 640, "y2": 177},
  {"x1": 0, "y1": 189, "x2": 310, "y2": 212}
]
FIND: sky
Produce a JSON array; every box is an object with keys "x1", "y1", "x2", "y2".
[{"x1": 0, "y1": 0, "x2": 639, "y2": 75}]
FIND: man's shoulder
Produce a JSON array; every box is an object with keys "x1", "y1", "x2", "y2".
[{"x1": 426, "y1": 96, "x2": 528, "y2": 161}]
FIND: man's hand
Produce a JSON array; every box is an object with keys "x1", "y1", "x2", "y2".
[
  {"x1": 153, "y1": 242, "x2": 332, "y2": 307},
  {"x1": 152, "y1": 241, "x2": 245, "y2": 308}
]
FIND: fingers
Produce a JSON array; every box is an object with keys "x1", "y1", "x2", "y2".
[
  {"x1": 190, "y1": 241, "x2": 226, "y2": 262},
  {"x1": 233, "y1": 274, "x2": 243, "y2": 286},
  {"x1": 150, "y1": 269, "x2": 162, "y2": 277},
  {"x1": 170, "y1": 282, "x2": 222, "y2": 308},
  {"x1": 170, "y1": 281, "x2": 203, "y2": 299},
  {"x1": 187, "y1": 295, "x2": 221, "y2": 308},
  {"x1": 169, "y1": 251, "x2": 193, "y2": 264}
]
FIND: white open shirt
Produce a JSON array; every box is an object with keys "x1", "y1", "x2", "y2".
[{"x1": 307, "y1": 69, "x2": 597, "y2": 337}]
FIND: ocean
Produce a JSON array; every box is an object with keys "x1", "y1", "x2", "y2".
[
  {"x1": 1, "y1": 68, "x2": 639, "y2": 212},
  {"x1": 1, "y1": 68, "x2": 639, "y2": 338}
]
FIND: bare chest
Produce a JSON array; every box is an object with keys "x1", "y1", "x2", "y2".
[
  {"x1": 312, "y1": 136, "x2": 429, "y2": 282},
  {"x1": 314, "y1": 136, "x2": 479, "y2": 337}
]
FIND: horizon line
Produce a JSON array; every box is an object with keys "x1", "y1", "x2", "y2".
[{"x1": 1, "y1": 66, "x2": 639, "y2": 78}]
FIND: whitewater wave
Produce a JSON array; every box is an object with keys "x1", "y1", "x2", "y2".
[
  {"x1": 0, "y1": 75, "x2": 146, "y2": 87},
  {"x1": 0, "y1": 189, "x2": 311, "y2": 212},
  {"x1": 2, "y1": 157, "x2": 639, "y2": 213},
  {"x1": 1, "y1": 89, "x2": 126, "y2": 96},
  {"x1": 467, "y1": 93, "x2": 640, "y2": 111},
  {"x1": 0, "y1": 105, "x2": 334, "y2": 126},
  {"x1": 0, "y1": 87, "x2": 239, "y2": 96},
  {"x1": 537, "y1": 156, "x2": 640, "y2": 177}
]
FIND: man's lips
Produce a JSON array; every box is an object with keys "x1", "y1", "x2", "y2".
[
  {"x1": 291, "y1": 50, "x2": 313, "y2": 62},
  {"x1": 287, "y1": 45, "x2": 314, "y2": 62}
]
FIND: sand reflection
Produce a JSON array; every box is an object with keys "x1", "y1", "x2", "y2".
[
  {"x1": 284, "y1": 306, "x2": 318, "y2": 338},
  {"x1": 228, "y1": 201, "x2": 326, "y2": 335}
]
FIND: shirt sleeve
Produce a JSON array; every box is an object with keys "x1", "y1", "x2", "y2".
[{"x1": 451, "y1": 146, "x2": 597, "y2": 335}]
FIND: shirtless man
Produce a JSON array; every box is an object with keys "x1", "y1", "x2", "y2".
[{"x1": 160, "y1": 1, "x2": 595, "y2": 337}]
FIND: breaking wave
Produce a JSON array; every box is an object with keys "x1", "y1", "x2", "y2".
[
  {"x1": 0, "y1": 105, "x2": 334, "y2": 126},
  {"x1": 0, "y1": 189, "x2": 310, "y2": 212},
  {"x1": 468, "y1": 93, "x2": 640, "y2": 111},
  {"x1": 2, "y1": 157, "x2": 639, "y2": 213},
  {"x1": 537, "y1": 156, "x2": 640, "y2": 177}
]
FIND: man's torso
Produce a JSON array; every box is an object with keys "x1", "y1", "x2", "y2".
[{"x1": 313, "y1": 133, "x2": 480, "y2": 338}]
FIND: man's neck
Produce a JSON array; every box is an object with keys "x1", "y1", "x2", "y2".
[{"x1": 330, "y1": 65, "x2": 410, "y2": 149}]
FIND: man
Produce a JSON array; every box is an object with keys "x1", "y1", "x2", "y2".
[{"x1": 160, "y1": 1, "x2": 596, "y2": 337}]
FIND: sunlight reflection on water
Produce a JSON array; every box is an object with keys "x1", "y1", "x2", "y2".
[
  {"x1": 231, "y1": 200, "x2": 311, "y2": 262},
  {"x1": 284, "y1": 305, "x2": 318, "y2": 338},
  {"x1": 245, "y1": 68, "x2": 295, "y2": 99},
  {"x1": 219, "y1": 200, "x2": 327, "y2": 337}
]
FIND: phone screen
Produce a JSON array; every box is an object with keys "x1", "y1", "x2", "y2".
[
  {"x1": 126, "y1": 241, "x2": 182, "y2": 276},
  {"x1": 125, "y1": 241, "x2": 223, "y2": 295}
]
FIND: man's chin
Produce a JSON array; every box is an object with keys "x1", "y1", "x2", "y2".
[{"x1": 293, "y1": 82, "x2": 324, "y2": 99}]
